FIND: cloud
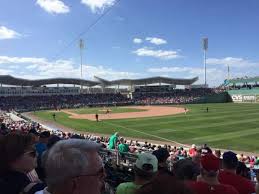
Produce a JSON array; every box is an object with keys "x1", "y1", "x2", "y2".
[
  {"x1": 146, "y1": 37, "x2": 167, "y2": 45},
  {"x1": 147, "y1": 66, "x2": 225, "y2": 86},
  {"x1": 0, "y1": 56, "x2": 48, "y2": 65},
  {"x1": 0, "y1": 68, "x2": 13, "y2": 74},
  {"x1": 0, "y1": 55, "x2": 140, "y2": 80},
  {"x1": 36, "y1": 0, "x2": 70, "y2": 14},
  {"x1": 207, "y1": 57, "x2": 258, "y2": 68},
  {"x1": 0, "y1": 26, "x2": 21, "y2": 40},
  {"x1": 133, "y1": 47, "x2": 181, "y2": 60},
  {"x1": 148, "y1": 67, "x2": 196, "y2": 73},
  {"x1": 133, "y1": 38, "x2": 143, "y2": 44},
  {"x1": 26, "y1": 64, "x2": 39, "y2": 69},
  {"x1": 81, "y1": 0, "x2": 116, "y2": 13}
]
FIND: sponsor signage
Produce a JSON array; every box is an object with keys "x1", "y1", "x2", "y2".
[
  {"x1": 243, "y1": 95, "x2": 256, "y2": 102},
  {"x1": 231, "y1": 95, "x2": 243, "y2": 102}
]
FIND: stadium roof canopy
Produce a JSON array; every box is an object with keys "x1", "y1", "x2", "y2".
[
  {"x1": 0, "y1": 75, "x2": 99, "y2": 87},
  {"x1": 226, "y1": 76, "x2": 259, "y2": 85},
  {"x1": 0, "y1": 75, "x2": 198, "y2": 87},
  {"x1": 94, "y1": 76, "x2": 198, "y2": 86}
]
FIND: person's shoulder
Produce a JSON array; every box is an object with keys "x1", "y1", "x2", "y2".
[
  {"x1": 220, "y1": 184, "x2": 239, "y2": 194},
  {"x1": 237, "y1": 175, "x2": 255, "y2": 191},
  {"x1": 4, "y1": 170, "x2": 30, "y2": 184},
  {"x1": 117, "y1": 182, "x2": 135, "y2": 188},
  {"x1": 218, "y1": 170, "x2": 234, "y2": 179},
  {"x1": 116, "y1": 182, "x2": 135, "y2": 194},
  {"x1": 0, "y1": 171, "x2": 30, "y2": 194},
  {"x1": 35, "y1": 190, "x2": 44, "y2": 194}
]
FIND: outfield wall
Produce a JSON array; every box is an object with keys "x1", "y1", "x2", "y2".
[
  {"x1": 193, "y1": 92, "x2": 230, "y2": 103},
  {"x1": 228, "y1": 89, "x2": 259, "y2": 103}
]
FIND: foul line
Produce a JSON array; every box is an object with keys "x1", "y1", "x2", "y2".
[{"x1": 106, "y1": 121, "x2": 188, "y2": 147}]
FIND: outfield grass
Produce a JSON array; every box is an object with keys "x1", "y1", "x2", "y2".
[
  {"x1": 33, "y1": 103, "x2": 259, "y2": 153},
  {"x1": 69, "y1": 107, "x2": 146, "y2": 114}
]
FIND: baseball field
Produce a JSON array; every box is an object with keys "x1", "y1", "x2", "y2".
[{"x1": 30, "y1": 103, "x2": 259, "y2": 153}]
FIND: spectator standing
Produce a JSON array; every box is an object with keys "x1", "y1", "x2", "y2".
[
  {"x1": 189, "y1": 144, "x2": 197, "y2": 157},
  {"x1": 218, "y1": 151, "x2": 255, "y2": 194},
  {"x1": 116, "y1": 153, "x2": 158, "y2": 194},
  {"x1": 108, "y1": 132, "x2": 119, "y2": 150},
  {"x1": 118, "y1": 138, "x2": 129, "y2": 155}
]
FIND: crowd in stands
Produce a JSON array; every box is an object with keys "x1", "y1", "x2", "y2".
[
  {"x1": 0, "y1": 112, "x2": 259, "y2": 194},
  {"x1": 133, "y1": 88, "x2": 218, "y2": 105},
  {"x1": 0, "y1": 93, "x2": 132, "y2": 111},
  {"x1": 228, "y1": 84, "x2": 259, "y2": 90},
  {"x1": 0, "y1": 88, "x2": 225, "y2": 111}
]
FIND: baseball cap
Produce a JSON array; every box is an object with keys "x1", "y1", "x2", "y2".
[
  {"x1": 201, "y1": 154, "x2": 220, "y2": 172},
  {"x1": 191, "y1": 144, "x2": 196, "y2": 148},
  {"x1": 201, "y1": 146, "x2": 212, "y2": 155},
  {"x1": 223, "y1": 151, "x2": 238, "y2": 167},
  {"x1": 29, "y1": 128, "x2": 39, "y2": 136},
  {"x1": 135, "y1": 153, "x2": 158, "y2": 173},
  {"x1": 174, "y1": 159, "x2": 199, "y2": 180},
  {"x1": 40, "y1": 131, "x2": 51, "y2": 138},
  {"x1": 152, "y1": 148, "x2": 170, "y2": 163}
]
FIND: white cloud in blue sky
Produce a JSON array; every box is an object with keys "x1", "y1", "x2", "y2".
[
  {"x1": 146, "y1": 37, "x2": 167, "y2": 45},
  {"x1": 207, "y1": 57, "x2": 258, "y2": 68},
  {"x1": 133, "y1": 47, "x2": 181, "y2": 60},
  {"x1": 133, "y1": 38, "x2": 142, "y2": 44},
  {"x1": 1, "y1": 0, "x2": 259, "y2": 86},
  {"x1": 81, "y1": 0, "x2": 116, "y2": 13},
  {"x1": 0, "y1": 55, "x2": 140, "y2": 80},
  {"x1": 36, "y1": 0, "x2": 70, "y2": 14},
  {"x1": 0, "y1": 26, "x2": 21, "y2": 39}
]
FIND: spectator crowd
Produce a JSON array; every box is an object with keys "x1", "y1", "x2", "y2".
[
  {"x1": 133, "y1": 88, "x2": 218, "y2": 105},
  {"x1": 0, "y1": 93, "x2": 132, "y2": 112},
  {"x1": 0, "y1": 88, "x2": 224, "y2": 112},
  {"x1": 0, "y1": 112, "x2": 258, "y2": 194}
]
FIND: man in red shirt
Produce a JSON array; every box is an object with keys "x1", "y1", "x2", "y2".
[
  {"x1": 218, "y1": 151, "x2": 255, "y2": 194},
  {"x1": 187, "y1": 154, "x2": 238, "y2": 194},
  {"x1": 189, "y1": 144, "x2": 197, "y2": 157}
]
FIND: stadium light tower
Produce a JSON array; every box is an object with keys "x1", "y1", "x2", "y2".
[
  {"x1": 228, "y1": 64, "x2": 230, "y2": 80},
  {"x1": 202, "y1": 37, "x2": 208, "y2": 87},
  {"x1": 79, "y1": 39, "x2": 84, "y2": 90}
]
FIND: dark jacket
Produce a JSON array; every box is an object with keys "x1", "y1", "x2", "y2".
[{"x1": 0, "y1": 170, "x2": 45, "y2": 194}]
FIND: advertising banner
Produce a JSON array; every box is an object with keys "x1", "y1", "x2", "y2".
[
  {"x1": 231, "y1": 95, "x2": 243, "y2": 102},
  {"x1": 243, "y1": 95, "x2": 256, "y2": 102},
  {"x1": 256, "y1": 95, "x2": 259, "y2": 102}
]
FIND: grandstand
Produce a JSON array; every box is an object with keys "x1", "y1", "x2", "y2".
[
  {"x1": 0, "y1": 75, "x2": 199, "y2": 96},
  {"x1": 225, "y1": 76, "x2": 259, "y2": 103}
]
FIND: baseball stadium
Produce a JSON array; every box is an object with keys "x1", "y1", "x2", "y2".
[
  {"x1": 1, "y1": 74, "x2": 259, "y2": 154},
  {"x1": 2, "y1": 1, "x2": 259, "y2": 193}
]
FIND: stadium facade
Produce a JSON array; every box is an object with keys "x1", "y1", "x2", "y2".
[{"x1": 0, "y1": 75, "x2": 198, "y2": 96}]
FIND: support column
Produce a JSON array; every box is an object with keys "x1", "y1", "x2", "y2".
[{"x1": 117, "y1": 84, "x2": 120, "y2": 93}]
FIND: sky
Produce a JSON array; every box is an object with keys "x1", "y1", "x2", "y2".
[{"x1": 0, "y1": 0, "x2": 259, "y2": 86}]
